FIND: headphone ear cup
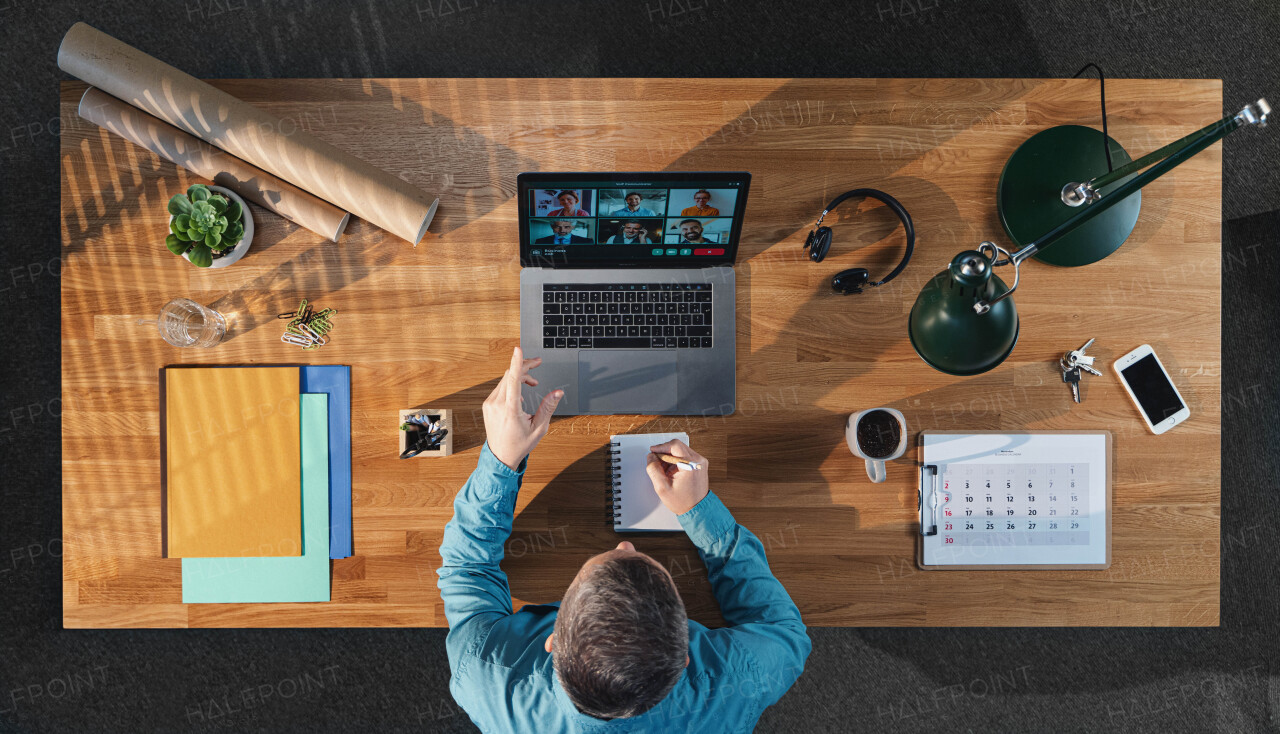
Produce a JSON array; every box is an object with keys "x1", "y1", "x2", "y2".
[
  {"x1": 831, "y1": 267, "x2": 870, "y2": 294},
  {"x1": 807, "y1": 227, "x2": 833, "y2": 263}
]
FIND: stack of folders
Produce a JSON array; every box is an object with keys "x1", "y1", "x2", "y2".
[{"x1": 161, "y1": 366, "x2": 353, "y2": 603}]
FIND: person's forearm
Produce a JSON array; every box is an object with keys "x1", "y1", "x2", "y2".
[
  {"x1": 436, "y1": 442, "x2": 526, "y2": 629},
  {"x1": 678, "y1": 491, "x2": 804, "y2": 629}
]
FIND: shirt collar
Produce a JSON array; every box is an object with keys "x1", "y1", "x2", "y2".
[{"x1": 550, "y1": 668, "x2": 685, "y2": 730}]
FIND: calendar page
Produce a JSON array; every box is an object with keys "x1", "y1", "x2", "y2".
[{"x1": 920, "y1": 432, "x2": 1109, "y2": 568}]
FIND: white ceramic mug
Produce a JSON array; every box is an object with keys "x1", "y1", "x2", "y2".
[{"x1": 845, "y1": 408, "x2": 908, "y2": 483}]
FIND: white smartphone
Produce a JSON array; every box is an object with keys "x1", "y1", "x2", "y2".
[{"x1": 1113, "y1": 344, "x2": 1190, "y2": 434}]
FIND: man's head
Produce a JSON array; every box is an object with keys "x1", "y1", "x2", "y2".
[
  {"x1": 693, "y1": 190, "x2": 711, "y2": 207},
  {"x1": 551, "y1": 219, "x2": 576, "y2": 236},
  {"x1": 548, "y1": 541, "x2": 688, "y2": 720},
  {"x1": 679, "y1": 219, "x2": 703, "y2": 241},
  {"x1": 621, "y1": 220, "x2": 643, "y2": 238},
  {"x1": 625, "y1": 192, "x2": 642, "y2": 208}
]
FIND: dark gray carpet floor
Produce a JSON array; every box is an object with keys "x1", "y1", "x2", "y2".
[{"x1": 1, "y1": 1, "x2": 1276, "y2": 732}]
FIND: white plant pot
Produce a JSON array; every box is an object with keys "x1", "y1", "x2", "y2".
[{"x1": 170, "y1": 185, "x2": 254, "y2": 268}]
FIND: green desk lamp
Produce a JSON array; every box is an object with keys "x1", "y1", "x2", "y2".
[{"x1": 909, "y1": 97, "x2": 1270, "y2": 376}]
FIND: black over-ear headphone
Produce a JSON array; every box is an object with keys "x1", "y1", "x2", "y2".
[{"x1": 803, "y1": 188, "x2": 915, "y2": 294}]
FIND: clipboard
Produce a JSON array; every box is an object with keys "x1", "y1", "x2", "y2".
[{"x1": 916, "y1": 430, "x2": 1112, "y2": 570}]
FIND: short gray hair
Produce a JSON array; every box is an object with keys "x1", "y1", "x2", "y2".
[{"x1": 553, "y1": 556, "x2": 688, "y2": 719}]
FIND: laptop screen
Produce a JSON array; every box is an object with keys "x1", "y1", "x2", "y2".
[{"x1": 518, "y1": 172, "x2": 750, "y2": 268}]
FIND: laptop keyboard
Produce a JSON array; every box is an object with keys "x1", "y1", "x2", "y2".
[{"x1": 542, "y1": 283, "x2": 713, "y2": 349}]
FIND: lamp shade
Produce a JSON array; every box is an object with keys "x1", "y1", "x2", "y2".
[{"x1": 908, "y1": 250, "x2": 1019, "y2": 376}]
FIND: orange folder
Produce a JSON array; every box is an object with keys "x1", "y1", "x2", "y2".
[{"x1": 165, "y1": 367, "x2": 302, "y2": 557}]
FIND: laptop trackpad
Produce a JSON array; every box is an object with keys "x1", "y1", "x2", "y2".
[{"x1": 578, "y1": 351, "x2": 678, "y2": 414}]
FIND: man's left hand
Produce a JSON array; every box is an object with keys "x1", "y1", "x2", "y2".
[{"x1": 483, "y1": 347, "x2": 562, "y2": 471}]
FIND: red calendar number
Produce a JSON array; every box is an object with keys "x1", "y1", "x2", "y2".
[
  {"x1": 945, "y1": 523, "x2": 953, "y2": 530},
  {"x1": 944, "y1": 536, "x2": 954, "y2": 544}
]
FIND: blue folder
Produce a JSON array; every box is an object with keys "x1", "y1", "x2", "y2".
[{"x1": 301, "y1": 365, "x2": 353, "y2": 559}]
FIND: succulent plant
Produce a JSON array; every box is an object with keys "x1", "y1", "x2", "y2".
[{"x1": 165, "y1": 184, "x2": 245, "y2": 268}]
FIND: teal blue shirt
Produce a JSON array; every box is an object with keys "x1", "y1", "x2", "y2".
[{"x1": 437, "y1": 444, "x2": 810, "y2": 733}]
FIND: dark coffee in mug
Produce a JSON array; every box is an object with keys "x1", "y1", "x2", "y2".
[{"x1": 856, "y1": 409, "x2": 902, "y2": 459}]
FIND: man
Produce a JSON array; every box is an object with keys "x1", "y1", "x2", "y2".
[
  {"x1": 680, "y1": 189, "x2": 719, "y2": 217},
  {"x1": 677, "y1": 218, "x2": 714, "y2": 245},
  {"x1": 535, "y1": 219, "x2": 593, "y2": 245},
  {"x1": 438, "y1": 348, "x2": 810, "y2": 733},
  {"x1": 611, "y1": 191, "x2": 659, "y2": 217},
  {"x1": 605, "y1": 220, "x2": 651, "y2": 244}
]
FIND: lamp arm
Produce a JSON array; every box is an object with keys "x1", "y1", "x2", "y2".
[
  {"x1": 974, "y1": 97, "x2": 1270, "y2": 315},
  {"x1": 1086, "y1": 117, "x2": 1236, "y2": 191},
  {"x1": 1064, "y1": 99, "x2": 1269, "y2": 205}
]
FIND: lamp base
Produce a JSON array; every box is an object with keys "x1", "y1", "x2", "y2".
[{"x1": 997, "y1": 125, "x2": 1141, "y2": 267}]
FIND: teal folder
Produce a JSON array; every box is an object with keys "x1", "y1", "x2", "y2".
[{"x1": 181, "y1": 394, "x2": 331, "y2": 603}]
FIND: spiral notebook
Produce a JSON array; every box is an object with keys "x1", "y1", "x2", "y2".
[{"x1": 609, "y1": 433, "x2": 688, "y2": 532}]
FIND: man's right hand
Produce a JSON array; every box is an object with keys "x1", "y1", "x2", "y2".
[{"x1": 645, "y1": 439, "x2": 709, "y2": 515}]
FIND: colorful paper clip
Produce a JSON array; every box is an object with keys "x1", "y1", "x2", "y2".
[{"x1": 279, "y1": 298, "x2": 335, "y2": 350}]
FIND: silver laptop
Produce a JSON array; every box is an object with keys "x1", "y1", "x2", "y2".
[{"x1": 518, "y1": 171, "x2": 750, "y2": 415}]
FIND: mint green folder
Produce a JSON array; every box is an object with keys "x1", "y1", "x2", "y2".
[{"x1": 182, "y1": 394, "x2": 331, "y2": 603}]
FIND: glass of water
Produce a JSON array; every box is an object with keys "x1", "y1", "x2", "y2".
[{"x1": 157, "y1": 298, "x2": 226, "y2": 348}]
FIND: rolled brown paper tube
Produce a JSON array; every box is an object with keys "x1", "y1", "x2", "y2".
[
  {"x1": 78, "y1": 86, "x2": 351, "y2": 243},
  {"x1": 59, "y1": 22, "x2": 439, "y2": 245}
]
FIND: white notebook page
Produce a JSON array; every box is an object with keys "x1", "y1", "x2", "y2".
[{"x1": 612, "y1": 433, "x2": 688, "y2": 532}]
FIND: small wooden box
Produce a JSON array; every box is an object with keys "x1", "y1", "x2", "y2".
[{"x1": 398, "y1": 408, "x2": 453, "y2": 457}]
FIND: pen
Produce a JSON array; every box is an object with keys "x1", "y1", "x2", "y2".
[{"x1": 656, "y1": 453, "x2": 702, "y2": 471}]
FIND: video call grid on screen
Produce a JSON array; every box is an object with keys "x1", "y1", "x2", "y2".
[{"x1": 518, "y1": 172, "x2": 750, "y2": 268}]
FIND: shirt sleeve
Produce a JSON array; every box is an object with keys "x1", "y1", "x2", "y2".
[
  {"x1": 678, "y1": 491, "x2": 812, "y2": 704},
  {"x1": 436, "y1": 443, "x2": 526, "y2": 674}
]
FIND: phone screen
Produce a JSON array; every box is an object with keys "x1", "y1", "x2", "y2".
[{"x1": 1121, "y1": 353, "x2": 1184, "y2": 425}]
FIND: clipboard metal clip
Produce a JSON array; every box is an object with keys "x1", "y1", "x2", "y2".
[{"x1": 919, "y1": 464, "x2": 939, "y2": 536}]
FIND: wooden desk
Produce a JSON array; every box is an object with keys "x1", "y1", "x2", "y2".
[{"x1": 60, "y1": 78, "x2": 1221, "y2": 628}]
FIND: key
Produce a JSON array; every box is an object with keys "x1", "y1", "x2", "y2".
[
  {"x1": 1066, "y1": 350, "x2": 1095, "y2": 368},
  {"x1": 1065, "y1": 349, "x2": 1093, "y2": 365},
  {"x1": 593, "y1": 338, "x2": 649, "y2": 349},
  {"x1": 1062, "y1": 365, "x2": 1081, "y2": 403},
  {"x1": 1067, "y1": 338, "x2": 1097, "y2": 367}
]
